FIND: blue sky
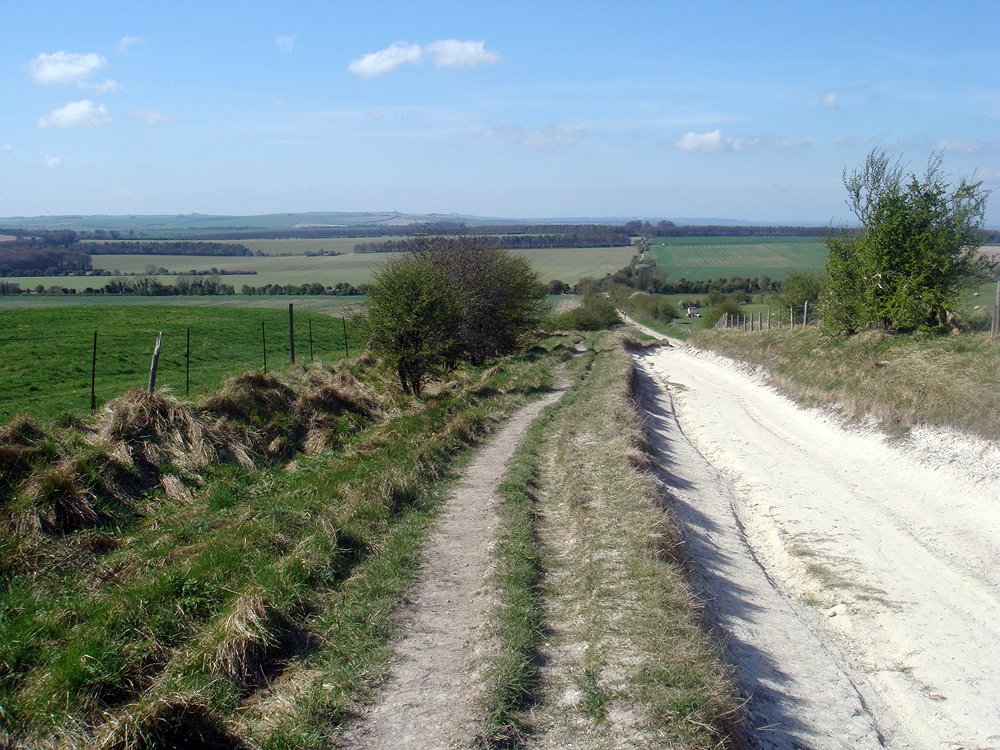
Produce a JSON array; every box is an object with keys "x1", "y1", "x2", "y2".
[{"x1": 2, "y1": 0, "x2": 999, "y2": 224}]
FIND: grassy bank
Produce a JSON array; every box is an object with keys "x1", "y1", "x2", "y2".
[
  {"x1": 478, "y1": 333, "x2": 740, "y2": 748},
  {"x1": 691, "y1": 327, "x2": 1000, "y2": 439},
  {"x1": 0, "y1": 340, "x2": 571, "y2": 749}
]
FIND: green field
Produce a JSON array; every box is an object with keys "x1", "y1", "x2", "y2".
[
  {"x1": 5, "y1": 246, "x2": 634, "y2": 291},
  {"x1": 650, "y1": 236, "x2": 828, "y2": 281},
  {"x1": 0, "y1": 306, "x2": 362, "y2": 422}
]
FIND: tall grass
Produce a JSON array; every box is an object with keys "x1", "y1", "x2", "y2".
[{"x1": 691, "y1": 328, "x2": 1000, "y2": 439}]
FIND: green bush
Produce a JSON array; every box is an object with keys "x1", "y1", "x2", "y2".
[{"x1": 546, "y1": 295, "x2": 621, "y2": 331}]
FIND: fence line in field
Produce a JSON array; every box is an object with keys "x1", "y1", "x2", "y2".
[
  {"x1": 714, "y1": 302, "x2": 818, "y2": 331},
  {"x1": 2, "y1": 305, "x2": 356, "y2": 419}
]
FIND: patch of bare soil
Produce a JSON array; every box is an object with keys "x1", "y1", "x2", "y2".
[
  {"x1": 337, "y1": 386, "x2": 567, "y2": 749},
  {"x1": 636, "y1": 342, "x2": 1000, "y2": 749}
]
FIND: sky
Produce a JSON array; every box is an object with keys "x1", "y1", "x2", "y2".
[{"x1": 2, "y1": 0, "x2": 999, "y2": 224}]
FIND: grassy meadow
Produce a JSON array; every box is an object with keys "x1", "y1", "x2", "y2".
[
  {"x1": 0, "y1": 306, "x2": 362, "y2": 422},
  {"x1": 650, "y1": 236, "x2": 827, "y2": 281}
]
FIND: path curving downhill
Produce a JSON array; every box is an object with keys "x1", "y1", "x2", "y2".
[
  {"x1": 632, "y1": 333, "x2": 1000, "y2": 749},
  {"x1": 338, "y1": 385, "x2": 567, "y2": 750}
]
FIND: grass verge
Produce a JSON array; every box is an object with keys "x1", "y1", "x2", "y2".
[
  {"x1": 0, "y1": 337, "x2": 575, "y2": 749},
  {"x1": 478, "y1": 333, "x2": 740, "y2": 749},
  {"x1": 690, "y1": 327, "x2": 1000, "y2": 439}
]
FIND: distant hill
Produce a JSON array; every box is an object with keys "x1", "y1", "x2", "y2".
[{"x1": 0, "y1": 211, "x2": 845, "y2": 239}]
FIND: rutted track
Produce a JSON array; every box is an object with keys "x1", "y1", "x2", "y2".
[{"x1": 631, "y1": 332, "x2": 1000, "y2": 749}]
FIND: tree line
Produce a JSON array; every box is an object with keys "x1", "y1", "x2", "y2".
[{"x1": 76, "y1": 241, "x2": 253, "y2": 256}]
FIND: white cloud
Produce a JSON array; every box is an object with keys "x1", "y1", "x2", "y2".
[
  {"x1": 348, "y1": 41, "x2": 422, "y2": 77},
  {"x1": 674, "y1": 128, "x2": 768, "y2": 153},
  {"x1": 276, "y1": 35, "x2": 296, "y2": 54},
  {"x1": 1, "y1": 144, "x2": 11, "y2": 153},
  {"x1": 424, "y1": 39, "x2": 500, "y2": 69},
  {"x1": 117, "y1": 36, "x2": 145, "y2": 53},
  {"x1": 43, "y1": 154, "x2": 62, "y2": 168},
  {"x1": 29, "y1": 51, "x2": 107, "y2": 85},
  {"x1": 676, "y1": 129, "x2": 725, "y2": 152},
  {"x1": 38, "y1": 100, "x2": 111, "y2": 128},
  {"x1": 822, "y1": 90, "x2": 838, "y2": 108},
  {"x1": 132, "y1": 109, "x2": 169, "y2": 124},
  {"x1": 348, "y1": 39, "x2": 499, "y2": 78},
  {"x1": 83, "y1": 78, "x2": 121, "y2": 94}
]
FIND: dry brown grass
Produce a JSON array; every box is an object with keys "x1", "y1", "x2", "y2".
[
  {"x1": 95, "y1": 693, "x2": 245, "y2": 750},
  {"x1": 692, "y1": 328, "x2": 1000, "y2": 439}
]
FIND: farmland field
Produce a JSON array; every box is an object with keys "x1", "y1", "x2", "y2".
[
  {"x1": 650, "y1": 236, "x2": 827, "y2": 281},
  {"x1": 0, "y1": 306, "x2": 362, "y2": 422},
  {"x1": 4, "y1": 246, "x2": 634, "y2": 291}
]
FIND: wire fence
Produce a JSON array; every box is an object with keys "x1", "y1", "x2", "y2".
[{"x1": 0, "y1": 304, "x2": 362, "y2": 423}]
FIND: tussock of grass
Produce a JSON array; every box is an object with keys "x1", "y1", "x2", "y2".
[{"x1": 691, "y1": 328, "x2": 1000, "y2": 439}]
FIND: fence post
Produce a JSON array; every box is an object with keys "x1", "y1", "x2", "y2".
[
  {"x1": 288, "y1": 303, "x2": 295, "y2": 365},
  {"x1": 342, "y1": 316, "x2": 350, "y2": 357},
  {"x1": 185, "y1": 327, "x2": 191, "y2": 396},
  {"x1": 309, "y1": 319, "x2": 314, "y2": 363},
  {"x1": 993, "y1": 280, "x2": 999, "y2": 339},
  {"x1": 91, "y1": 330, "x2": 97, "y2": 413},
  {"x1": 262, "y1": 320, "x2": 267, "y2": 373},
  {"x1": 148, "y1": 331, "x2": 163, "y2": 393},
  {"x1": 790, "y1": 305, "x2": 794, "y2": 329},
  {"x1": 803, "y1": 300, "x2": 809, "y2": 327},
  {"x1": 767, "y1": 308, "x2": 771, "y2": 330}
]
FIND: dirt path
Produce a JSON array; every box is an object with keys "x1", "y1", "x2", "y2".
[
  {"x1": 338, "y1": 386, "x2": 567, "y2": 750},
  {"x1": 634, "y1": 342, "x2": 1000, "y2": 749}
]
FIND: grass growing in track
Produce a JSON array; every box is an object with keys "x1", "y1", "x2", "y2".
[
  {"x1": 691, "y1": 327, "x2": 1000, "y2": 439},
  {"x1": 0, "y1": 341, "x2": 573, "y2": 749},
  {"x1": 0, "y1": 305, "x2": 363, "y2": 422},
  {"x1": 478, "y1": 333, "x2": 740, "y2": 749}
]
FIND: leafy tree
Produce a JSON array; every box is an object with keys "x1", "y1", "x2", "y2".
[
  {"x1": 778, "y1": 270, "x2": 824, "y2": 309},
  {"x1": 362, "y1": 237, "x2": 546, "y2": 394},
  {"x1": 363, "y1": 254, "x2": 461, "y2": 395},
  {"x1": 823, "y1": 149, "x2": 992, "y2": 333}
]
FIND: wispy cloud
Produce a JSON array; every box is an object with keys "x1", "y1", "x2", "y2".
[
  {"x1": 934, "y1": 138, "x2": 1000, "y2": 156},
  {"x1": 481, "y1": 124, "x2": 582, "y2": 150},
  {"x1": 43, "y1": 154, "x2": 62, "y2": 168},
  {"x1": 38, "y1": 100, "x2": 111, "y2": 128},
  {"x1": 348, "y1": 39, "x2": 500, "y2": 78},
  {"x1": 28, "y1": 51, "x2": 106, "y2": 85},
  {"x1": 117, "y1": 36, "x2": 145, "y2": 53},
  {"x1": 276, "y1": 35, "x2": 296, "y2": 54},
  {"x1": 822, "y1": 90, "x2": 838, "y2": 108},
  {"x1": 1, "y1": 144, "x2": 11, "y2": 153},
  {"x1": 675, "y1": 129, "x2": 805, "y2": 153},
  {"x1": 132, "y1": 109, "x2": 169, "y2": 124}
]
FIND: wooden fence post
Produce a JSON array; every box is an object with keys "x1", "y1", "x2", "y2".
[
  {"x1": 185, "y1": 327, "x2": 190, "y2": 396},
  {"x1": 91, "y1": 330, "x2": 97, "y2": 413},
  {"x1": 262, "y1": 320, "x2": 267, "y2": 373},
  {"x1": 308, "y1": 319, "x2": 314, "y2": 363},
  {"x1": 288, "y1": 303, "x2": 295, "y2": 365},
  {"x1": 790, "y1": 305, "x2": 794, "y2": 329},
  {"x1": 767, "y1": 308, "x2": 771, "y2": 330},
  {"x1": 803, "y1": 300, "x2": 809, "y2": 327},
  {"x1": 148, "y1": 331, "x2": 163, "y2": 393},
  {"x1": 342, "y1": 316, "x2": 350, "y2": 357},
  {"x1": 993, "y1": 280, "x2": 999, "y2": 339}
]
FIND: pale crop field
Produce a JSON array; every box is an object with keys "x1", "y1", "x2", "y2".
[{"x1": 9, "y1": 246, "x2": 636, "y2": 291}]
